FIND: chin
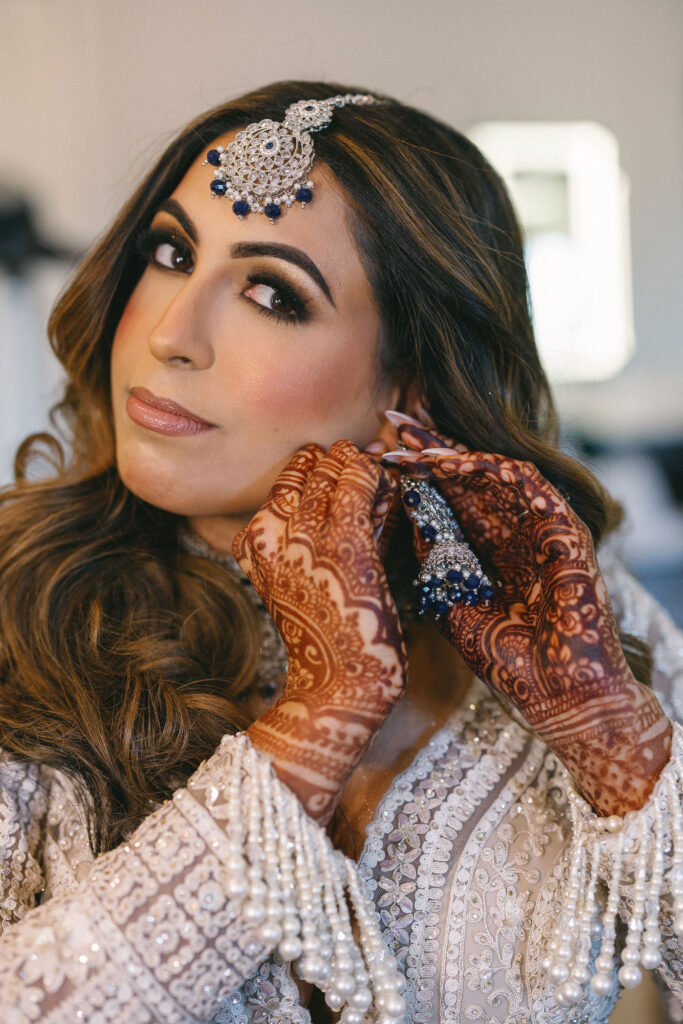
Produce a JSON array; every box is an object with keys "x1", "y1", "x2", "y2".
[{"x1": 115, "y1": 449, "x2": 277, "y2": 520}]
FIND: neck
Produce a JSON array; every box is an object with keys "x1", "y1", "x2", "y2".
[{"x1": 187, "y1": 514, "x2": 251, "y2": 555}]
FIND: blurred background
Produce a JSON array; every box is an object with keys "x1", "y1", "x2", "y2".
[{"x1": 0, "y1": 0, "x2": 681, "y2": 1020}]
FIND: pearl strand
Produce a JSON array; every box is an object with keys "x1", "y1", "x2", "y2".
[
  {"x1": 544, "y1": 797, "x2": 586, "y2": 1006},
  {"x1": 544, "y1": 727, "x2": 683, "y2": 1003},
  {"x1": 590, "y1": 828, "x2": 624, "y2": 997},
  {"x1": 297, "y1": 804, "x2": 331, "y2": 985},
  {"x1": 212, "y1": 735, "x2": 406, "y2": 1014},
  {"x1": 258, "y1": 755, "x2": 287, "y2": 949},
  {"x1": 242, "y1": 743, "x2": 268, "y2": 930},
  {"x1": 617, "y1": 815, "x2": 649, "y2": 989},
  {"x1": 640, "y1": 796, "x2": 663, "y2": 971},
  {"x1": 221, "y1": 734, "x2": 248, "y2": 901},
  {"x1": 344, "y1": 859, "x2": 408, "y2": 1024},
  {"x1": 669, "y1": 766, "x2": 683, "y2": 938},
  {"x1": 273, "y1": 771, "x2": 303, "y2": 963}
]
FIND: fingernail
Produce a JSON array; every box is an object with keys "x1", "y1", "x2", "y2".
[
  {"x1": 384, "y1": 410, "x2": 425, "y2": 429},
  {"x1": 422, "y1": 447, "x2": 459, "y2": 456},
  {"x1": 364, "y1": 440, "x2": 386, "y2": 454},
  {"x1": 382, "y1": 450, "x2": 426, "y2": 463}
]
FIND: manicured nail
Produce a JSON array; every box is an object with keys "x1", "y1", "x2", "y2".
[
  {"x1": 422, "y1": 447, "x2": 459, "y2": 456},
  {"x1": 381, "y1": 449, "x2": 426, "y2": 463},
  {"x1": 384, "y1": 410, "x2": 425, "y2": 429},
  {"x1": 364, "y1": 440, "x2": 386, "y2": 454}
]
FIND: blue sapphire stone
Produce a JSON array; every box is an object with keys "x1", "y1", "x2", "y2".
[
  {"x1": 264, "y1": 203, "x2": 282, "y2": 220},
  {"x1": 206, "y1": 149, "x2": 221, "y2": 166},
  {"x1": 421, "y1": 524, "x2": 437, "y2": 542},
  {"x1": 232, "y1": 200, "x2": 249, "y2": 217},
  {"x1": 210, "y1": 180, "x2": 227, "y2": 195},
  {"x1": 479, "y1": 583, "x2": 494, "y2": 601},
  {"x1": 429, "y1": 576, "x2": 444, "y2": 588},
  {"x1": 464, "y1": 592, "x2": 480, "y2": 606},
  {"x1": 446, "y1": 568, "x2": 463, "y2": 584},
  {"x1": 435, "y1": 600, "x2": 449, "y2": 616},
  {"x1": 447, "y1": 587, "x2": 463, "y2": 603},
  {"x1": 265, "y1": 141, "x2": 275, "y2": 150},
  {"x1": 403, "y1": 489, "x2": 421, "y2": 508},
  {"x1": 296, "y1": 187, "x2": 313, "y2": 204},
  {"x1": 417, "y1": 583, "x2": 432, "y2": 597},
  {"x1": 465, "y1": 573, "x2": 480, "y2": 590},
  {"x1": 418, "y1": 594, "x2": 433, "y2": 611}
]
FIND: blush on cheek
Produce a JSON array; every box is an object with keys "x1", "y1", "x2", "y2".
[{"x1": 240, "y1": 352, "x2": 368, "y2": 422}]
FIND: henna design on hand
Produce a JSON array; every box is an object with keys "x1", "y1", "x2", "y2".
[
  {"x1": 236, "y1": 441, "x2": 407, "y2": 821},
  {"x1": 387, "y1": 426, "x2": 672, "y2": 816}
]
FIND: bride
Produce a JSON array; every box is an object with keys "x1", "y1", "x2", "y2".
[{"x1": 0, "y1": 80, "x2": 680, "y2": 1023}]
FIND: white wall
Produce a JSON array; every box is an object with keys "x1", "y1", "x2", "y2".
[{"x1": 1, "y1": 0, "x2": 682, "y2": 464}]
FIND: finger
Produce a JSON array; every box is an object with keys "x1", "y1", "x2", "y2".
[
  {"x1": 333, "y1": 451, "x2": 383, "y2": 518},
  {"x1": 363, "y1": 414, "x2": 399, "y2": 459},
  {"x1": 263, "y1": 443, "x2": 326, "y2": 518},
  {"x1": 381, "y1": 449, "x2": 433, "y2": 478},
  {"x1": 423, "y1": 449, "x2": 590, "y2": 574},
  {"x1": 292, "y1": 439, "x2": 360, "y2": 527},
  {"x1": 424, "y1": 450, "x2": 572, "y2": 521},
  {"x1": 384, "y1": 411, "x2": 467, "y2": 455},
  {"x1": 233, "y1": 443, "x2": 327, "y2": 571}
]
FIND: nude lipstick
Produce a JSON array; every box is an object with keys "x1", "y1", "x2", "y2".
[{"x1": 126, "y1": 387, "x2": 216, "y2": 436}]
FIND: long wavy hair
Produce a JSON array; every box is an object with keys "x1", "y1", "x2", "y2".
[{"x1": 0, "y1": 80, "x2": 649, "y2": 853}]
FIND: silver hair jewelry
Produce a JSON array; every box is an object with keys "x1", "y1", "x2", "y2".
[
  {"x1": 400, "y1": 472, "x2": 494, "y2": 617},
  {"x1": 202, "y1": 93, "x2": 381, "y2": 223}
]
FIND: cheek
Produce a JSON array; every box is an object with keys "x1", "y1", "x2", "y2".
[
  {"x1": 111, "y1": 289, "x2": 146, "y2": 375},
  {"x1": 235, "y1": 342, "x2": 373, "y2": 429}
]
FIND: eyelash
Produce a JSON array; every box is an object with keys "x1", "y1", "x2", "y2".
[{"x1": 134, "y1": 226, "x2": 311, "y2": 326}]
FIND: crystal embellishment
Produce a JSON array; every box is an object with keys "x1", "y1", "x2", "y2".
[
  {"x1": 202, "y1": 93, "x2": 381, "y2": 222},
  {"x1": 400, "y1": 475, "x2": 494, "y2": 616}
]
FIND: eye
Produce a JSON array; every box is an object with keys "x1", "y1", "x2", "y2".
[
  {"x1": 153, "y1": 240, "x2": 193, "y2": 271},
  {"x1": 241, "y1": 272, "x2": 310, "y2": 325},
  {"x1": 135, "y1": 228, "x2": 194, "y2": 273},
  {"x1": 244, "y1": 282, "x2": 296, "y2": 317}
]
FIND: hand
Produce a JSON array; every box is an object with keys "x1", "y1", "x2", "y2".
[
  {"x1": 235, "y1": 440, "x2": 407, "y2": 820},
  {"x1": 384, "y1": 418, "x2": 672, "y2": 815}
]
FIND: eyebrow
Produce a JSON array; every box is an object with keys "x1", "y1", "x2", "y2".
[{"x1": 153, "y1": 199, "x2": 336, "y2": 308}]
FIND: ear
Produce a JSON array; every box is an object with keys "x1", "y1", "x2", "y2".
[
  {"x1": 363, "y1": 377, "x2": 434, "y2": 457},
  {"x1": 397, "y1": 378, "x2": 435, "y2": 428}
]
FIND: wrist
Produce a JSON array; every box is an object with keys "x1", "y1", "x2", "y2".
[
  {"x1": 248, "y1": 696, "x2": 375, "y2": 823},
  {"x1": 540, "y1": 683, "x2": 672, "y2": 816}
]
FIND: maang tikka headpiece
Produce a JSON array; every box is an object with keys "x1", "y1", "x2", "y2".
[{"x1": 202, "y1": 93, "x2": 381, "y2": 223}]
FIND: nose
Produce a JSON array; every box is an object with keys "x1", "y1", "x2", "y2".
[{"x1": 147, "y1": 276, "x2": 215, "y2": 370}]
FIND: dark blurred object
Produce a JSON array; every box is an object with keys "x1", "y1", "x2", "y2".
[
  {"x1": 0, "y1": 189, "x2": 77, "y2": 275},
  {"x1": 568, "y1": 432, "x2": 683, "y2": 627}
]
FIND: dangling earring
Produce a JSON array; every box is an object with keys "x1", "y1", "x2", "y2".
[{"x1": 399, "y1": 471, "x2": 494, "y2": 618}]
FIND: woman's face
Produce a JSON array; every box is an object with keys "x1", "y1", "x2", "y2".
[{"x1": 111, "y1": 131, "x2": 398, "y2": 543}]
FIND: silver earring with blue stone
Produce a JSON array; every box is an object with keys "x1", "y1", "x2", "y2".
[{"x1": 400, "y1": 473, "x2": 494, "y2": 618}]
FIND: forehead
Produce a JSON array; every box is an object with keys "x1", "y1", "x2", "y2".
[{"x1": 166, "y1": 129, "x2": 369, "y2": 290}]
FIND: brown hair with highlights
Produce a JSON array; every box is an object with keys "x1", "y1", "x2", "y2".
[{"x1": 0, "y1": 80, "x2": 649, "y2": 853}]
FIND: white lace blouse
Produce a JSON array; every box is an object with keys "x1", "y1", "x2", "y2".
[{"x1": 0, "y1": 553, "x2": 681, "y2": 1024}]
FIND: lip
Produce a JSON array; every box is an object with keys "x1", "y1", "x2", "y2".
[{"x1": 126, "y1": 387, "x2": 216, "y2": 436}]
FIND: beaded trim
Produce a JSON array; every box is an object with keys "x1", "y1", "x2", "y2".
[
  {"x1": 542, "y1": 721, "x2": 683, "y2": 1007},
  {"x1": 189, "y1": 733, "x2": 409, "y2": 1020}
]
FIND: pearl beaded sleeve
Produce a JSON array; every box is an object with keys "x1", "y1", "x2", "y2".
[
  {"x1": 542, "y1": 721, "x2": 683, "y2": 1008},
  {"x1": 0, "y1": 733, "x2": 405, "y2": 1023}
]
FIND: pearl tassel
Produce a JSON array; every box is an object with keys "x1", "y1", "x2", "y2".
[
  {"x1": 543, "y1": 724, "x2": 683, "y2": 1004},
  {"x1": 218, "y1": 734, "x2": 405, "y2": 1018}
]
